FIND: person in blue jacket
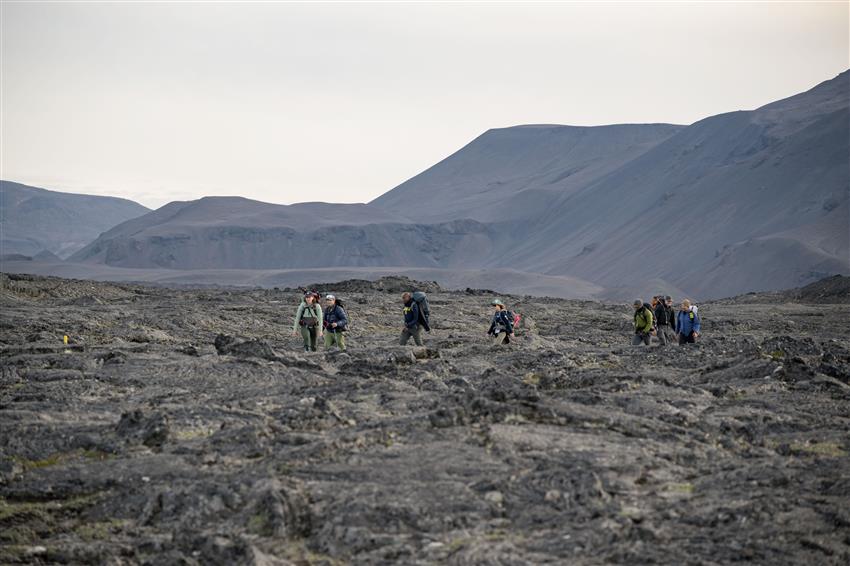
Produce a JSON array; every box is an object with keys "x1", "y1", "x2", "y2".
[
  {"x1": 676, "y1": 299, "x2": 701, "y2": 345},
  {"x1": 323, "y1": 294, "x2": 348, "y2": 351}
]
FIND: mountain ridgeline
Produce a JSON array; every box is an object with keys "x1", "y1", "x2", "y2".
[
  {"x1": 45, "y1": 71, "x2": 850, "y2": 298},
  {"x1": 0, "y1": 181, "x2": 151, "y2": 259}
]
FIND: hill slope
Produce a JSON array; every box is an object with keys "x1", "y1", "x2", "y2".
[
  {"x1": 0, "y1": 181, "x2": 150, "y2": 258},
  {"x1": 69, "y1": 196, "x2": 495, "y2": 270},
  {"x1": 371, "y1": 123, "x2": 684, "y2": 223}
]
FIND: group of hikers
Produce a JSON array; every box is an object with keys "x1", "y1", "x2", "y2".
[
  {"x1": 291, "y1": 289, "x2": 518, "y2": 352},
  {"x1": 291, "y1": 289, "x2": 701, "y2": 352},
  {"x1": 632, "y1": 295, "x2": 702, "y2": 346}
]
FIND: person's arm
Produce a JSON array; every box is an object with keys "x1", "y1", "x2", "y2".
[
  {"x1": 293, "y1": 303, "x2": 305, "y2": 333},
  {"x1": 642, "y1": 311, "x2": 653, "y2": 333},
  {"x1": 693, "y1": 313, "x2": 701, "y2": 335},
  {"x1": 317, "y1": 304, "x2": 324, "y2": 334},
  {"x1": 336, "y1": 307, "x2": 348, "y2": 330}
]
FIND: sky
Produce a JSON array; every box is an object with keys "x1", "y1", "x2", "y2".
[{"x1": 1, "y1": 1, "x2": 848, "y2": 210}]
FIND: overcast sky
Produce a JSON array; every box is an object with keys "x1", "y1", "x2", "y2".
[{"x1": 2, "y1": 1, "x2": 848, "y2": 209}]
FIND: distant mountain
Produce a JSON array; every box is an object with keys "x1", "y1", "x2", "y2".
[
  {"x1": 501, "y1": 70, "x2": 849, "y2": 297},
  {"x1": 371, "y1": 123, "x2": 684, "y2": 223},
  {"x1": 0, "y1": 181, "x2": 150, "y2": 258},
  {"x1": 69, "y1": 196, "x2": 493, "y2": 269},
  {"x1": 374, "y1": 70, "x2": 850, "y2": 298},
  {"x1": 65, "y1": 71, "x2": 849, "y2": 299}
]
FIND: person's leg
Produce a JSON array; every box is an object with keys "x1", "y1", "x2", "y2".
[
  {"x1": 678, "y1": 333, "x2": 687, "y2": 345},
  {"x1": 310, "y1": 328, "x2": 318, "y2": 351},
  {"x1": 300, "y1": 326, "x2": 311, "y2": 351},
  {"x1": 324, "y1": 332, "x2": 333, "y2": 349},
  {"x1": 337, "y1": 332, "x2": 346, "y2": 351},
  {"x1": 413, "y1": 326, "x2": 423, "y2": 346},
  {"x1": 657, "y1": 329, "x2": 667, "y2": 346},
  {"x1": 400, "y1": 328, "x2": 410, "y2": 345},
  {"x1": 492, "y1": 332, "x2": 507, "y2": 346}
]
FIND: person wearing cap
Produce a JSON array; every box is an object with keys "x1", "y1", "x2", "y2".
[
  {"x1": 323, "y1": 294, "x2": 348, "y2": 351},
  {"x1": 400, "y1": 292, "x2": 423, "y2": 346},
  {"x1": 292, "y1": 291, "x2": 323, "y2": 352},
  {"x1": 487, "y1": 299, "x2": 514, "y2": 345},
  {"x1": 632, "y1": 299, "x2": 654, "y2": 346},
  {"x1": 676, "y1": 299, "x2": 701, "y2": 345},
  {"x1": 653, "y1": 295, "x2": 676, "y2": 346}
]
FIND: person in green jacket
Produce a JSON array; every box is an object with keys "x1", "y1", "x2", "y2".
[
  {"x1": 632, "y1": 299, "x2": 654, "y2": 346},
  {"x1": 292, "y1": 291, "x2": 323, "y2": 352}
]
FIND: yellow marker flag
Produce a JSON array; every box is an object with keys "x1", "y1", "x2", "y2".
[{"x1": 63, "y1": 335, "x2": 69, "y2": 345}]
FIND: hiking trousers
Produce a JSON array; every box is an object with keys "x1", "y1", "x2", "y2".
[
  {"x1": 656, "y1": 327, "x2": 674, "y2": 346},
  {"x1": 400, "y1": 326, "x2": 422, "y2": 346},
  {"x1": 324, "y1": 331, "x2": 346, "y2": 351},
  {"x1": 632, "y1": 332, "x2": 651, "y2": 346},
  {"x1": 300, "y1": 326, "x2": 319, "y2": 351},
  {"x1": 678, "y1": 332, "x2": 697, "y2": 345},
  {"x1": 492, "y1": 332, "x2": 510, "y2": 346}
]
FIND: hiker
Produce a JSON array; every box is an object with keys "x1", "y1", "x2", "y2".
[
  {"x1": 653, "y1": 295, "x2": 676, "y2": 346},
  {"x1": 487, "y1": 299, "x2": 514, "y2": 345},
  {"x1": 292, "y1": 291, "x2": 323, "y2": 352},
  {"x1": 323, "y1": 294, "x2": 348, "y2": 351},
  {"x1": 400, "y1": 292, "x2": 423, "y2": 346},
  {"x1": 632, "y1": 299, "x2": 654, "y2": 346},
  {"x1": 676, "y1": 299, "x2": 701, "y2": 345}
]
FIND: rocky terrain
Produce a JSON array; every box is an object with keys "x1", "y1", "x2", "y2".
[{"x1": 1, "y1": 273, "x2": 849, "y2": 565}]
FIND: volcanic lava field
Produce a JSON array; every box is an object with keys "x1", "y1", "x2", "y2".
[{"x1": 1, "y1": 273, "x2": 849, "y2": 565}]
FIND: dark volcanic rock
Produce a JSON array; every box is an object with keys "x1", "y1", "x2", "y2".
[
  {"x1": 302, "y1": 275, "x2": 443, "y2": 295},
  {"x1": 214, "y1": 334, "x2": 278, "y2": 361},
  {"x1": 1, "y1": 274, "x2": 849, "y2": 564},
  {"x1": 117, "y1": 410, "x2": 170, "y2": 448}
]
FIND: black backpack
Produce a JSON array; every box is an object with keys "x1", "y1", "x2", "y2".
[{"x1": 412, "y1": 291, "x2": 430, "y2": 332}]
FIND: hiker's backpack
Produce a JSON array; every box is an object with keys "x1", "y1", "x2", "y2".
[
  {"x1": 412, "y1": 291, "x2": 430, "y2": 332},
  {"x1": 506, "y1": 310, "x2": 521, "y2": 329}
]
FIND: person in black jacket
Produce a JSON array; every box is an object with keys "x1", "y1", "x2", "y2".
[
  {"x1": 323, "y1": 294, "x2": 348, "y2": 351},
  {"x1": 653, "y1": 295, "x2": 676, "y2": 346},
  {"x1": 400, "y1": 292, "x2": 423, "y2": 346},
  {"x1": 487, "y1": 299, "x2": 514, "y2": 345}
]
